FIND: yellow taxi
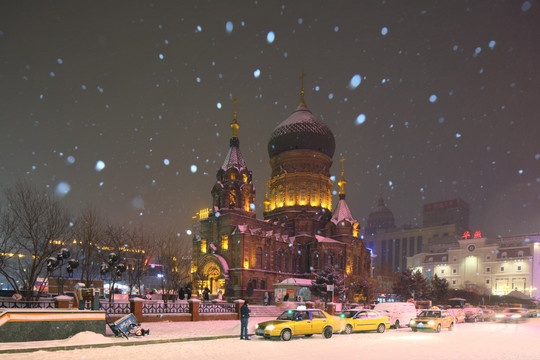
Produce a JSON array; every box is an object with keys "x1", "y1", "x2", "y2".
[
  {"x1": 409, "y1": 309, "x2": 455, "y2": 332},
  {"x1": 338, "y1": 309, "x2": 391, "y2": 334},
  {"x1": 255, "y1": 308, "x2": 338, "y2": 341}
]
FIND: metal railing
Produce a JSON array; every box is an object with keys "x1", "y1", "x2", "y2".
[
  {"x1": 0, "y1": 298, "x2": 56, "y2": 309},
  {"x1": 199, "y1": 302, "x2": 236, "y2": 313},
  {"x1": 142, "y1": 301, "x2": 189, "y2": 314},
  {"x1": 99, "y1": 300, "x2": 131, "y2": 314}
]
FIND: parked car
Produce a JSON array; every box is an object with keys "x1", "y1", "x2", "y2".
[
  {"x1": 373, "y1": 302, "x2": 417, "y2": 329},
  {"x1": 447, "y1": 308, "x2": 466, "y2": 323},
  {"x1": 409, "y1": 309, "x2": 455, "y2": 332},
  {"x1": 525, "y1": 309, "x2": 540, "y2": 318},
  {"x1": 338, "y1": 309, "x2": 391, "y2": 334},
  {"x1": 495, "y1": 308, "x2": 528, "y2": 323},
  {"x1": 464, "y1": 307, "x2": 484, "y2": 322},
  {"x1": 480, "y1": 308, "x2": 497, "y2": 321},
  {"x1": 255, "y1": 308, "x2": 338, "y2": 341}
]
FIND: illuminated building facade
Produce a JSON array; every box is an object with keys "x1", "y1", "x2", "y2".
[
  {"x1": 408, "y1": 234, "x2": 540, "y2": 298},
  {"x1": 191, "y1": 90, "x2": 372, "y2": 301}
]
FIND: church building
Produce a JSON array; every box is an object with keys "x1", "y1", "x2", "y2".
[{"x1": 191, "y1": 86, "x2": 372, "y2": 302}]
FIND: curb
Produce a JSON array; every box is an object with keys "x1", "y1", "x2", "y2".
[{"x1": 0, "y1": 334, "x2": 254, "y2": 354}]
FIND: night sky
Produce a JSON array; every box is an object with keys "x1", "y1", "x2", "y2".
[{"x1": 1, "y1": 1, "x2": 539, "y2": 239}]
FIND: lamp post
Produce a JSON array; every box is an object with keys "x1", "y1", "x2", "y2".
[
  {"x1": 526, "y1": 287, "x2": 537, "y2": 298},
  {"x1": 46, "y1": 247, "x2": 79, "y2": 295},
  {"x1": 100, "y1": 252, "x2": 127, "y2": 303}
]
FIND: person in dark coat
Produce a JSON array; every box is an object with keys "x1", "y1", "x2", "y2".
[
  {"x1": 185, "y1": 286, "x2": 192, "y2": 300},
  {"x1": 178, "y1": 287, "x2": 185, "y2": 300},
  {"x1": 240, "y1": 300, "x2": 251, "y2": 340},
  {"x1": 203, "y1": 287, "x2": 210, "y2": 301}
]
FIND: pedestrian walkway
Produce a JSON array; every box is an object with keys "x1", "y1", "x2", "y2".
[{"x1": 0, "y1": 316, "x2": 276, "y2": 354}]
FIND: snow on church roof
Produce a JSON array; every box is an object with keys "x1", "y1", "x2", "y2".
[
  {"x1": 275, "y1": 278, "x2": 313, "y2": 287},
  {"x1": 315, "y1": 235, "x2": 341, "y2": 243},
  {"x1": 221, "y1": 139, "x2": 246, "y2": 171},
  {"x1": 330, "y1": 198, "x2": 357, "y2": 225}
]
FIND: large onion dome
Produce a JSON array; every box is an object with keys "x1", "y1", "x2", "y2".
[{"x1": 267, "y1": 104, "x2": 335, "y2": 158}]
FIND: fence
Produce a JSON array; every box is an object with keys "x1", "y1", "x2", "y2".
[{"x1": 0, "y1": 297, "x2": 243, "y2": 323}]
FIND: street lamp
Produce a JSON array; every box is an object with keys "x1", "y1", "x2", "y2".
[
  {"x1": 100, "y1": 252, "x2": 127, "y2": 301},
  {"x1": 526, "y1": 287, "x2": 537, "y2": 298},
  {"x1": 46, "y1": 247, "x2": 79, "y2": 295}
]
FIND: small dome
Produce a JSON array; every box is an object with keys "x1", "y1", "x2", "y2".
[
  {"x1": 367, "y1": 198, "x2": 395, "y2": 230},
  {"x1": 268, "y1": 105, "x2": 335, "y2": 158}
]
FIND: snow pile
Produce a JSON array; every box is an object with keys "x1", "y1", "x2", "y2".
[{"x1": 64, "y1": 331, "x2": 114, "y2": 345}]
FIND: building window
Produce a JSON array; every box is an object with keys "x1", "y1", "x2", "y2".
[
  {"x1": 441, "y1": 269, "x2": 445, "y2": 274},
  {"x1": 486, "y1": 255, "x2": 491, "y2": 260},
  {"x1": 453, "y1": 269, "x2": 457, "y2": 274},
  {"x1": 517, "y1": 265, "x2": 522, "y2": 271},
  {"x1": 256, "y1": 247, "x2": 263, "y2": 269},
  {"x1": 453, "y1": 257, "x2": 457, "y2": 262},
  {"x1": 486, "y1": 279, "x2": 490, "y2": 284},
  {"x1": 500, "y1": 266, "x2": 504, "y2": 272},
  {"x1": 201, "y1": 239, "x2": 207, "y2": 254},
  {"x1": 452, "y1": 280, "x2": 456, "y2": 285},
  {"x1": 486, "y1": 267, "x2": 490, "y2": 273},
  {"x1": 221, "y1": 235, "x2": 228, "y2": 250},
  {"x1": 260, "y1": 279, "x2": 266, "y2": 289}
]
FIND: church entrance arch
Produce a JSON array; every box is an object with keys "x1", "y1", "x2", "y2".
[{"x1": 197, "y1": 255, "x2": 228, "y2": 295}]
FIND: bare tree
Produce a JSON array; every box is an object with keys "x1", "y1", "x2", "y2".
[
  {"x1": 72, "y1": 205, "x2": 104, "y2": 286},
  {"x1": 124, "y1": 225, "x2": 154, "y2": 296},
  {"x1": 0, "y1": 180, "x2": 72, "y2": 300},
  {"x1": 156, "y1": 231, "x2": 192, "y2": 301}
]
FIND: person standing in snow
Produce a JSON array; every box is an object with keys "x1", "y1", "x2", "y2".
[{"x1": 240, "y1": 300, "x2": 251, "y2": 340}]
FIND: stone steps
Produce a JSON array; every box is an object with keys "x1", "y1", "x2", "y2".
[{"x1": 249, "y1": 305, "x2": 282, "y2": 317}]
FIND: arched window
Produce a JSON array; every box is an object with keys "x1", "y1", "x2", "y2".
[
  {"x1": 288, "y1": 186, "x2": 295, "y2": 204},
  {"x1": 260, "y1": 279, "x2": 266, "y2": 290},
  {"x1": 278, "y1": 186, "x2": 285, "y2": 207},
  {"x1": 256, "y1": 247, "x2": 263, "y2": 269},
  {"x1": 300, "y1": 186, "x2": 307, "y2": 205}
]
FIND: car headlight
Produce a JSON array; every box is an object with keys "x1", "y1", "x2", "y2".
[
  {"x1": 496, "y1": 314, "x2": 504, "y2": 318},
  {"x1": 409, "y1": 320, "x2": 416, "y2": 325},
  {"x1": 511, "y1": 314, "x2": 521, "y2": 319},
  {"x1": 428, "y1": 321, "x2": 435, "y2": 326},
  {"x1": 266, "y1": 325, "x2": 275, "y2": 330}
]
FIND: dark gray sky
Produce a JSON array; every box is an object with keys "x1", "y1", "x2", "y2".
[{"x1": 1, "y1": 0, "x2": 539, "y2": 239}]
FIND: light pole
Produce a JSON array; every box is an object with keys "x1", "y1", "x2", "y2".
[
  {"x1": 46, "y1": 248, "x2": 79, "y2": 295},
  {"x1": 100, "y1": 252, "x2": 127, "y2": 302},
  {"x1": 526, "y1": 287, "x2": 537, "y2": 298}
]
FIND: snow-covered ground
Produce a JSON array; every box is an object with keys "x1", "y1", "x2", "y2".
[{"x1": 1, "y1": 318, "x2": 539, "y2": 360}]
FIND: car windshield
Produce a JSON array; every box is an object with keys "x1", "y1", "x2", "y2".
[
  {"x1": 419, "y1": 311, "x2": 440, "y2": 318},
  {"x1": 277, "y1": 310, "x2": 298, "y2": 321}
]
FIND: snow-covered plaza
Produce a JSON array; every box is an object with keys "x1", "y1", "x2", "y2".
[{"x1": 1, "y1": 317, "x2": 539, "y2": 360}]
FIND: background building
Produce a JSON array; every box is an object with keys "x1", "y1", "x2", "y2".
[
  {"x1": 408, "y1": 234, "x2": 540, "y2": 299},
  {"x1": 365, "y1": 198, "x2": 467, "y2": 273}
]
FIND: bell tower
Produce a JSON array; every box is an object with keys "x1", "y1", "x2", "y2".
[{"x1": 211, "y1": 98, "x2": 255, "y2": 214}]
